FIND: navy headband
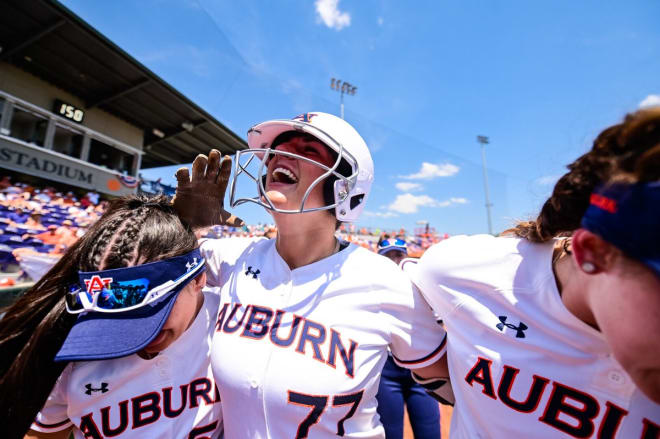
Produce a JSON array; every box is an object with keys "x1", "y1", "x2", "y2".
[{"x1": 581, "y1": 182, "x2": 660, "y2": 278}]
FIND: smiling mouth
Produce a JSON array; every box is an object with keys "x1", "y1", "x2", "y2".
[{"x1": 271, "y1": 167, "x2": 298, "y2": 184}]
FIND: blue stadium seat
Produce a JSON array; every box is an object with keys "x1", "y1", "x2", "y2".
[
  {"x1": 0, "y1": 235, "x2": 23, "y2": 244},
  {"x1": 22, "y1": 238, "x2": 44, "y2": 247},
  {"x1": 2, "y1": 226, "x2": 21, "y2": 235},
  {"x1": 35, "y1": 244, "x2": 55, "y2": 253},
  {"x1": 0, "y1": 244, "x2": 18, "y2": 269}
]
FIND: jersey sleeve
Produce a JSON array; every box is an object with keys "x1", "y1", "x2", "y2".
[
  {"x1": 379, "y1": 265, "x2": 447, "y2": 369},
  {"x1": 408, "y1": 235, "x2": 476, "y2": 320},
  {"x1": 199, "y1": 237, "x2": 262, "y2": 287},
  {"x1": 30, "y1": 364, "x2": 73, "y2": 433}
]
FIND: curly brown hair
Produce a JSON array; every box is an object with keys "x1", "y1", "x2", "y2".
[{"x1": 505, "y1": 107, "x2": 660, "y2": 242}]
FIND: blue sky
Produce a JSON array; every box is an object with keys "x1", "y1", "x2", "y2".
[{"x1": 62, "y1": 0, "x2": 660, "y2": 235}]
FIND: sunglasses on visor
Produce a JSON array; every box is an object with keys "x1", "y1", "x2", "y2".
[
  {"x1": 65, "y1": 257, "x2": 206, "y2": 314},
  {"x1": 378, "y1": 239, "x2": 407, "y2": 250}
]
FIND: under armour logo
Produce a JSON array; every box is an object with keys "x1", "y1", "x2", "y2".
[
  {"x1": 84, "y1": 382, "x2": 109, "y2": 395},
  {"x1": 496, "y1": 316, "x2": 528, "y2": 338},
  {"x1": 186, "y1": 258, "x2": 199, "y2": 271},
  {"x1": 245, "y1": 266, "x2": 260, "y2": 279}
]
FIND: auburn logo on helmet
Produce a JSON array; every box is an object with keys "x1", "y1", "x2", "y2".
[{"x1": 293, "y1": 113, "x2": 318, "y2": 123}]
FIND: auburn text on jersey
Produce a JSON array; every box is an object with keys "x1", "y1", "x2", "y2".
[
  {"x1": 215, "y1": 303, "x2": 358, "y2": 378},
  {"x1": 72, "y1": 377, "x2": 220, "y2": 438},
  {"x1": 465, "y1": 356, "x2": 659, "y2": 438}
]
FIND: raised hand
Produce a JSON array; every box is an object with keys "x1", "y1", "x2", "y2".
[{"x1": 173, "y1": 149, "x2": 244, "y2": 230}]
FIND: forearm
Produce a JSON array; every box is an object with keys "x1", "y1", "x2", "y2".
[
  {"x1": 410, "y1": 355, "x2": 455, "y2": 406},
  {"x1": 413, "y1": 354, "x2": 449, "y2": 379},
  {"x1": 25, "y1": 427, "x2": 73, "y2": 439}
]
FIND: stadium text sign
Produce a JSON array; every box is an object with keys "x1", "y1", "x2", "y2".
[
  {"x1": 0, "y1": 144, "x2": 92, "y2": 183},
  {"x1": 0, "y1": 138, "x2": 135, "y2": 196}
]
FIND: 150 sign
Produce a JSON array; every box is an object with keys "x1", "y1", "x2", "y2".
[{"x1": 53, "y1": 99, "x2": 85, "y2": 123}]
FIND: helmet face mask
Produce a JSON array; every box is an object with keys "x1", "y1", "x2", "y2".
[
  {"x1": 230, "y1": 144, "x2": 354, "y2": 215},
  {"x1": 229, "y1": 112, "x2": 374, "y2": 222}
]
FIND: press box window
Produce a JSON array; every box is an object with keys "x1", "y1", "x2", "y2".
[
  {"x1": 88, "y1": 138, "x2": 135, "y2": 174},
  {"x1": 52, "y1": 124, "x2": 84, "y2": 158},
  {"x1": 8, "y1": 106, "x2": 48, "y2": 146}
]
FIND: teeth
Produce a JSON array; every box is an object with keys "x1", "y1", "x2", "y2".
[{"x1": 273, "y1": 167, "x2": 298, "y2": 183}]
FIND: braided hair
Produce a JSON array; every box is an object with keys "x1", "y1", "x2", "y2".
[
  {"x1": 0, "y1": 195, "x2": 197, "y2": 438},
  {"x1": 505, "y1": 107, "x2": 660, "y2": 242}
]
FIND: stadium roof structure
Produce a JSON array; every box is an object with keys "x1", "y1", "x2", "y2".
[{"x1": 0, "y1": 0, "x2": 247, "y2": 168}]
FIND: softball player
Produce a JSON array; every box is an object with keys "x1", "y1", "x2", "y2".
[
  {"x1": 409, "y1": 109, "x2": 660, "y2": 438},
  {"x1": 0, "y1": 196, "x2": 223, "y2": 439},
  {"x1": 376, "y1": 237, "x2": 409, "y2": 266},
  {"x1": 174, "y1": 112, "x2": 447, "y2": 438}
]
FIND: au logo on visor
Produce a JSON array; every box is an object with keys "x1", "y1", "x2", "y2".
[
  {"x1": 65, "y1": 249, "x2": 205, "y2": 314},
  {"x1": 68, "y1": 278, "x2": 151, "y2": 311},
  {"x1": 84, "y1": 275, "x2": 112, "y2": 293}
]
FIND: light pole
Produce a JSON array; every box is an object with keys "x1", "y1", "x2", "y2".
[
  {"x1": 416, "y1": 220, "x2": 430, "y2": 236},
  {"x1": 330, "y1": 78, "x2": 357, "y2": 119},
  {"x1": 477, "y1": 135, "x2": 494, "y2": 235}
]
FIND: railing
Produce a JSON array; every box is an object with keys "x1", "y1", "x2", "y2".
[{"x1": 0, "y1": 90, "x2": 143, "y2": 176}]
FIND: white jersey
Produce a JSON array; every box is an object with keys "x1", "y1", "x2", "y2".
[
  {"x1": 200, "y1": 237, "x2": 446, "y2": 439},
  {"x1": 411, "y1": 234, "x2": 660, "y2": 439},
  {"x1": 32, "y1": 289, "x2": 223, "y2": 439}
]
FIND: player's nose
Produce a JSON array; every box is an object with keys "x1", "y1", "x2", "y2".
[{"x1": 270, "y1": 150, "x2": 297, "y2": 169}]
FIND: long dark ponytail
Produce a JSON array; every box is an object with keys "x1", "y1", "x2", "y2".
[{"x1": 0, "y1": 195, "x2": 197, "y2": 438}]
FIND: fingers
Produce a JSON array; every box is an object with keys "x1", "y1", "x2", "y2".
[
  {"x1": 206, "y1": 149, "x2": 221, "y2": 183},
  {"x1": 217, "y1": 155, "x2": 233, "y2": 196},
  {"x1": 191, "y1": 154, "x2": 209, "y2": 182},
  {"x1": 179, "y1": 151, "x2": 225, "y2": 184},
  {"x1": 175, "y1": 167, "x2": 190, "y2": 185}
]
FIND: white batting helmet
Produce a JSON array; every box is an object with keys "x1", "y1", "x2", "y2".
[{"x1": 229, "y1": 112, "x2": 374, "y2": 222}]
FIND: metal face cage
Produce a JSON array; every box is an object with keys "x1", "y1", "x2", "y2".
[{"x1": 229, "y1": 141, "x2": 358, "y2": 215}]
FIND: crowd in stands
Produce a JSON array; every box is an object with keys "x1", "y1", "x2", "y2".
[
  {"x1": 0, "y1": 176, "x2": 448, "y2": 284},
  {"x1": 337, "y1": 223, "x2": 449, "y2": 257},
  {"x1": 0, "y1": 177, "x2": 106, "y2": 283},
  {"x1": 199, "y1": 223, "x2": 447, "y2": 257}
]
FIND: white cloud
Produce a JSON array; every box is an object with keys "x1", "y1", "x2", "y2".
[
  {"x1": 387, "y1": 194, "x2": 467, "y2": 214},
  {"x1": 377, "y1": 17, "x2": 384, "y2": 26},
  {"x1": 535, "y1": 175, "x2": 561, "y2": 186},
  {"x1": 395, "y1": 182, "x2": 422, "y2": 192},
  {"x1": 400, "y1": 162, "x2": 459, "y2": 180},
  {"x1": 639, "y1": 94, "x2": 660, "y2": 108},
  {"x1": 388, "y1": 194, "x2": 437, "y2": 214},
  {"x1": 363, "y1": 210, "x2": 398, "y2": 218},
  {"x1": 315, "y1": 0, "x2": 351, "y2": 30},
  {"x1": 449, "y1": 197, "x2": 468, "y2": 204}
]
